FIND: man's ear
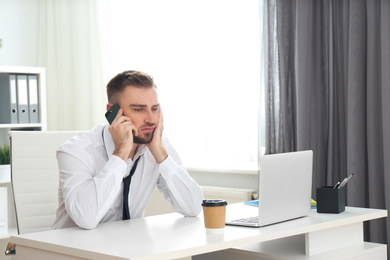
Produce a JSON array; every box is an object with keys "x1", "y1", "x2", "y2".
[{"x1": 106, "y1": 103, "x2": 113, "y2": 111}]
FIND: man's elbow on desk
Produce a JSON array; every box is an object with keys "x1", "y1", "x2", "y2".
[
  {"x1": 177, "y1": 192, "x2": 203, "y2": 217},
  {"x1": 189, "y1": 195, "x2": 203, "y2": 216},
  {"x1": 181, "y1": 202, "x2": 202, "y2": 217},
  {"x1": 65, "y1": 205, "x2": 100, "y2": 230},
  {"x1": 77, "y1": 221, "x2": 98, "y2": 230},
  {"x1": 69, "y1": 212, "x2": 100, "y2": 230}
]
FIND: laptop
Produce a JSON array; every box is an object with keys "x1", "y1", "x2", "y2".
[{"x1": 226, "y1": 150, "x2": 313, "y2": 227}]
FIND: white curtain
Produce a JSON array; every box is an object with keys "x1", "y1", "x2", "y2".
[{"x1": 38, "y1": 0, "x2": 106, "y2": 131}]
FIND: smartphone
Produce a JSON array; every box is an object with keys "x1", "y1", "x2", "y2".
[{"x1": 105, "y1": 103, "x2": 121, "y2": 124}]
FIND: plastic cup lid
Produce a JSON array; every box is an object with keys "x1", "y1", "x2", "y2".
[{"x1": 201, "y1": 199, "x2": 228, "y2": 207}]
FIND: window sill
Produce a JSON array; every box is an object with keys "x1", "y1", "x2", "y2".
[{"x1": 187, "y1": 166, "x2": 258, "y2": 175}]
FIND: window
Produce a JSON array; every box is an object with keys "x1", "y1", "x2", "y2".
[{"x1": 98, "y1": 0, "x2": 262, "y2": 171}]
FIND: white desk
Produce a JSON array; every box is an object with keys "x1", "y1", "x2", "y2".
[{"x1": 10, "y1": 206, "x2": 387, "y2": 260}]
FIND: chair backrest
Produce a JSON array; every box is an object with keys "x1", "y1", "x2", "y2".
[{"x1": 10, "y1": 130, "x2": 82, "y2": 234}]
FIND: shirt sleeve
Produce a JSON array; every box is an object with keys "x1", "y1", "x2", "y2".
[
  {"x1": 156, "y1": 138, "x2": 203, "y2": 217},
  {"x1": 57, "y1": 149, "x2": 127, "y2": 229}
]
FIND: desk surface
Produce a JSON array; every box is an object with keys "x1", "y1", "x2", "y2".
[{"x1": 10, "y1": 206, "x2": 387, "y2": 260}]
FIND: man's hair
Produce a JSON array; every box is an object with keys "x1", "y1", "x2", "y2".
[{"x1": 106, "y1": 70, "x2": 156, "y2": 103}]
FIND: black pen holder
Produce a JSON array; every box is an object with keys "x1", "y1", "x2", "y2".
[{"x1": 316, "y1": 186, "x2": 345, "y2": 213}]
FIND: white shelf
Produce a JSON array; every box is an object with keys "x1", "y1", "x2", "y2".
[
  {"x1": 0, "y1": 65, "x2": 47, "y2": 131},
  {"x1": 0, "y1": 179, "x2": 11, "y2": 184},
  {"x1": 0, "y1": 66, "x2": 47, "y2": 243},
  {"x1": 0, "y1": 123, "x2": 43, "y2": 129},
  {"x1": 204, "y1": 237, "x2": 387, "y2": 260},
  {"x1": 226, "y1": 236, "x2": 386, "y2": 260},
  {"x1": 0, "y1": 65, "x2": 45, "y2": 75}
]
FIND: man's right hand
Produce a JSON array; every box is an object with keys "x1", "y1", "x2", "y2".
[{"x1": 108, "y1": 108, "x2": 138, "y2": 161}]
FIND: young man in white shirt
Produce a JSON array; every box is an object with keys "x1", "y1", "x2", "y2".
[{"x1": 53, "y1": 70, "x2": 203, "y2": 229}]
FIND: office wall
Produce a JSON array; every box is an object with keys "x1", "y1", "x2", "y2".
[
  {"x1": 190, "y1": 169, "x2": 258, "y2": 193},
  {"x1": 0, "y1": 0, "x2": 40, "y2": 67},
  {"x1": 0, "y1": 0, "x2": 259, "y2": 192},
  {"x1": 0, "y1": 0, "x2": 40, "y2": 146}
]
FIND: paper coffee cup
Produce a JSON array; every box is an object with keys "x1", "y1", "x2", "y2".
[{"x1": 202, "y1": 200, "x2": 228, "y2": 233}]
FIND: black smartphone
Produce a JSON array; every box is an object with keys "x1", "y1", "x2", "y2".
[{"x1": 105, "y1": 103, "x2": 121, "y2": 125}]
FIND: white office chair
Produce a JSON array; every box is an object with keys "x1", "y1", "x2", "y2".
[
  {"x1": 9, "y1": 130, "x2": 82, "y2": 234},
  {"x1": 5, "y1": 130, "x2": 81, "y2": 255}
]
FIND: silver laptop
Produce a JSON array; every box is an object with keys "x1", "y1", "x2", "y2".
[{"x1": 226, "y1": 150, "x2": 313, "y2": 227}]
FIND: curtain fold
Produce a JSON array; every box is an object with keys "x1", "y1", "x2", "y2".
[
  {"x1": 265, "y1": 0, "x2": 297, "y2": 154},
  {"x1": 265, "y1": 0, "x2": 390, "y2": 247},
  {"x1": 38, "y1": 0, "x2": 105, "y2": 131},
  {"x1": 381, "y1": 0, "x2": 390, "y2": 248}
]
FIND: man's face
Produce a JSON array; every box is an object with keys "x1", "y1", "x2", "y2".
[{"x1": 118, "y1": 85, "x2": 160, "y2": 144}]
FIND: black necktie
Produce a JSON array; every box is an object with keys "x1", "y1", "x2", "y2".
[{"x1": 123, "y1": 156, "x2": 141, "y2": 220}]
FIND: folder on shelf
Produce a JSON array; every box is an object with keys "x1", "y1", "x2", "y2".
[
  {"x1": 28, "y1": 75, "x2": 39, "y2": 123},
  {"x1": 0, "y1": 74, "x2": 18, "y2": 124},
  {"x1": 16, "y1": 74, "x2": 29, "y2": 123}
]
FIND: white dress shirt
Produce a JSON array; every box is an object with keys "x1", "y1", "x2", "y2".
[{"x1": 52, "y1": 124, "x2": 203, "y2": 230}]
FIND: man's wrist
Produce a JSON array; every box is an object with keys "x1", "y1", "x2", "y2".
[
  {"x1": 113, "y1": 148, "x2": 129, "y2": 162},
  {"x1": 149, "y1": 145, "x2": 168, "y2": 163}
]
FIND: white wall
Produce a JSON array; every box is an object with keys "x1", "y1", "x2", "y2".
[
  {"x1": 0, "y1": 0, "x2": 40, "y2": 67},
  {"x1": 0, "y1": 0, "x2": 259, "y2": 192},
  {"x1": 190, "y1": 169, "x2": 258, "y2": 191},
  {"x1": 0, "y1": 0, "x2": 40, "y2": 145}
]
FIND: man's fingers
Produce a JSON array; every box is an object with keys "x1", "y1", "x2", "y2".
[
  {"x1": 110, "y1": 109, "x2": 138, "y2": 138},
  {"x1": 157, "y1": 107, "x2": 164, "y2": 130},
  {"x1": 113, "y1": 111, "x2": 133, "y2": 126},
  {"x1": 129, "y1": 123, "x2": 138, "y2": 136},
  {"x1": 114, "y1": 108, "x2": 123, "y2": 120},
  {"x1": 159, "y1": 107, "x2": 163, "y2": 122},
  {"x1": 115, "y1": 119, "x2": 138, "y2": 137}
]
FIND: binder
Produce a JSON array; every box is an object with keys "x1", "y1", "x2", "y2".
[
  {"x1": 28, "y1": 75, "x2": 39, "y2": 123},
  {"x1": 0, "y1": 74, "x2": 18, "y2": 123},
  {"x1": 16, "y1": 74, "x2": 29, "y2": 123}
]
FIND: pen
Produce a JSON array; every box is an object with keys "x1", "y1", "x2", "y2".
[
  {"x1": 338, "y1": 173, "x2": 354, "y2": 189},
  {"x1": 333, "y1": 182, "x2": 340, "y2": 189}
]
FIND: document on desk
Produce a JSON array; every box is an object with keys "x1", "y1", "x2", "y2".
[
  {"x1": 244, "y1": 199, "x2": 317, "y2": 208},
  {"x1": 244, "y1": 200, "x2": 259, "y2": 207}
]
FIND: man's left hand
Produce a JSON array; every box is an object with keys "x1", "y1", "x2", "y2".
[{"x1": 146, "y1": 108, "x2": 168, "y2": 163}]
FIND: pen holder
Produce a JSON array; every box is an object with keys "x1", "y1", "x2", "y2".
[{"x1": 316, "y1": 186, "x2": 345, "y2": 213}]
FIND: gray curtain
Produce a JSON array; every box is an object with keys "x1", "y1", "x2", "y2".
[{"x1": 265, "y1": 0, "x2": 390, "y2": 247}]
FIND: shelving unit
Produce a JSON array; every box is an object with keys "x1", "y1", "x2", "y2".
[{"x1": 0, "y1": 66, "x2": 47, "y2": 257}]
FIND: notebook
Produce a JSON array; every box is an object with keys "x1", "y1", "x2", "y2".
[
  {"x1": 244, "y1": 199, "x2": 317, "y2": 208},
  {"x1": 226, "y1": 150, "x2": 313, "y2": 227}
]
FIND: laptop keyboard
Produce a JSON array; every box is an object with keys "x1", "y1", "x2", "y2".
[{"x1": 231, "y1": 216, "x2": 258, "y2": 224}]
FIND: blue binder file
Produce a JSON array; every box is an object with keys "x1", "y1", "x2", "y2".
[{"x1": 0, "y1": 74, "x2": 18, "y2": 123}]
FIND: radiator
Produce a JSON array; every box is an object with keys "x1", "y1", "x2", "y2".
[
  {"x1": 144, "y1": 186, "x2": 256, "y2": 217},
  {"x1": 202, "y1": 186, "x2": 256, "y2": 204}
]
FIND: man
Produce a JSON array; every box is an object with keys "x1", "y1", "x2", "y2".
[{"x1": 53, "y1": 70, "x2": 203, "y2": 229}]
